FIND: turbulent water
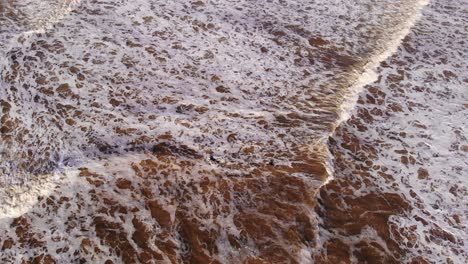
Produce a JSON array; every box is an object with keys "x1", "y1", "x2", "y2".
[{"x1": 0, "y1": 0, "x2": 466, "y2": 263}]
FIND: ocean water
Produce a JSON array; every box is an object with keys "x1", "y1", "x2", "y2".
[
  {"x1": 316, "y1": 0, "x2": 468, "y2": 263},
  {"x1": 0, "y1": 0, "x2": 466, "y2": 263}
]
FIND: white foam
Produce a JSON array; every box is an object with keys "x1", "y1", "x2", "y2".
[
  {"x1": 1, "y1": 0, "x2": 462, "y2": 262},
  {"x1": 320, "y1": 0, "x2": 468, "y2": 262},
  {"x1": 335, "y1": 0, "x2": 429, "y2": 125},
  {"x1": 317, "y1": 0, "x2": 429, "y2": 188}
]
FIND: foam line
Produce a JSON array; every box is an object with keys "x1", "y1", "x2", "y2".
[{"x1": 317, "y1": 0, "x2": 430, "y2": 187}]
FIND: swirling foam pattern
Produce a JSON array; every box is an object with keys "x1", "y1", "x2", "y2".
[{"x1": 0, "y1": 0, "x2": 465, "y2": 263}]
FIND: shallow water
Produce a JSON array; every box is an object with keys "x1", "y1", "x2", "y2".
[
  {"x1": 317, "y1": 1, "x2": 468, "y2": 262},
  {"x1": 0, "y1": 0, "x2": 466, "y2": 263}
]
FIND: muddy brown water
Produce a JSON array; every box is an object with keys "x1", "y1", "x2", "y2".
[{"x1": 1, "y1": 0, "x2": 467, "y2": 263}]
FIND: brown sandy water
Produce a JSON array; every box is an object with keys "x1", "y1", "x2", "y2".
[
  {"x1": 0, "y1": 0, "x2": 466, "y2": 263},
  {"x1": 316, "y1": 1, "x2": 468, "y2": 263}
]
